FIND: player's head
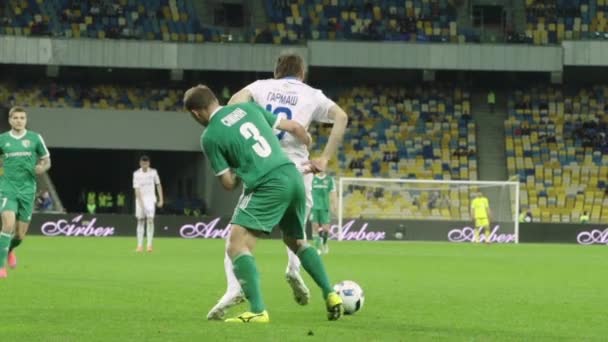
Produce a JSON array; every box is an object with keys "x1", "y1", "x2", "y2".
[
  {"x1": 8, "y1": 106, "x2": 27, "y2": 131},
  {"x1": 139, "y1": 155, "x2": 150, "y2": 170},
  {"x1": 183, "y1": 84, "x2": 219, "y2": 126},
  {"x1": 274, "y1": 51, "x2": 306, "y2": 81}
]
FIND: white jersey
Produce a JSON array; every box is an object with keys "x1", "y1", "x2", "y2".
[
  {"x1": 245, "y1": 78, "x2": 336, "y2": 170},
  {"x1": 133, "y1": 168, "x2": 160, "y2": 200}
]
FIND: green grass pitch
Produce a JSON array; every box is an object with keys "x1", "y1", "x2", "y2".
[{"x1": 2, "y1": 237, "x2": 607, "y2": 341}]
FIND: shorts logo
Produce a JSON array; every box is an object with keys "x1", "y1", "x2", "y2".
[{"x1": 21, "y1": 139, "x2": 30, "y2": 148}]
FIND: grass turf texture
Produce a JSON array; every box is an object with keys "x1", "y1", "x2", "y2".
[{"x1": 2, "y1": 237, "x2": 606, "y2": 341}]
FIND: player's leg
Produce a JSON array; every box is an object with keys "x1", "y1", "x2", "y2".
[
  {"x1": 311, "y1": 218, "x2": 322, "y2": 251},
  {"x1": 146, "y1": 218, "x2": 154, "y2": 252},
  {"x1": 8, "y1": 196, "x2": 35, "y2": 269},
  {"x1": 224, "y1": 185, "x2": 286, "y2": 323},
  {"x1": 135, "y1": 202, "x2": 145, "y2": 252},
  {"x1": 145, "y1": 199, "x2": 156, "y2": 252},
  {"x1": 279, "y1": 171, "x2": 342, "y2": 320},
  {"x1": 223, "y1": 224, "x2": 270, "y2": 323},
  {"x1": 473, "y1": 219, "x2": 480, "y2": 243},
  {"x1": 284, "y1": 172, "x2": 312, "y2": 305},
  {"x1": 0, "y1": 196, "x2": 18, "y2": 278},
  {"x1": 319, "y1": 209, "x2": 331, "y2": 254},
  {"x1": 207, "y1": 239, "x2": 245, "y2": 320},
  {"x1": 482, "y1": 219, "x2": 491, "y2": 243}
]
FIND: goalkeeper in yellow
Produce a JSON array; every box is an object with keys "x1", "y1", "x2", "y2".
[{"x1": 470, "y1": 192, "x2": 492, "y2": 243}]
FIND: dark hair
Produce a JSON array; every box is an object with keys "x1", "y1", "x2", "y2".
[
  {"x1": 274, "y1": 52, "x2": 305, "y2": 79},
  {"x1": 183, "y1": 85, "x2": 218, "y2": 112},
  {"x1": 8, "y1": 106, "x2": 26, "y2": 118},
  {"x1": 140, "y1": 155, "x2": 150, "y2": 161}
]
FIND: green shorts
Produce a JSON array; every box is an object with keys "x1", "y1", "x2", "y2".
[
  {"x1": 0, "y1": 190, "x2": 35, "y2": 222},
  {"x1": 310, "y1": 209, "x2": 331, "y2": 225},
  {"x1": 231, "y1": 164, "x2": 306, "y2": 239}
]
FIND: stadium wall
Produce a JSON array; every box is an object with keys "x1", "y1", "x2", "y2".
[
  {"x1": 5, "y1": 36, "x2": 608, "y2": 71},
  {"x1": 27, "y1": 107, "x2": 201, "y2": 151},
  {"x1": 26, "y1": 213, "x2": 608, "y2": 245}
]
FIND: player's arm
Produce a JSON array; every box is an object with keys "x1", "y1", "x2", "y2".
[
  {"x1": 218, "y1": 171, "x2": 241, "y2": 191},
  {"x1": 133, "y1": 174, "x2": 145, "y2": 209},
  {"x1": 35, "y1": 134, "x2": 52, "y2": 174},
  {"x1": 258, "y1": 105, "x2": 311, "y2": 146},
  {"x1": 314, "y1": 105, "x2": 348, "y2": 171},
  {"x1": 276, "y1": 119, "x2": 311, "y2": 146},
  {"x1": 227, "y1": 88, "x2": 253, "y2": 105},
  {"x1": 35, "y1": 156, "x2": 51, "y2": 174},
  {"x1": 329, "y1": 177, "x2": 338, "y2": 214},
  {"x1": 155, "y1": 175, "x2": 164, "y2": 208},
  {"x1": 202, "y1": 135, "x2": 240, "y2": 191}
]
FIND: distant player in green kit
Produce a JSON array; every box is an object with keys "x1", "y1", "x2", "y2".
[
  {"x1": 0, "y1": 106, "x2": 51, "y2": 279},
  {"x1": 310, "y1": 172, "x2": 337, "y2": 254},
  {"x1": 183, "y1": 85, "x2": 343, "y2": 323}
]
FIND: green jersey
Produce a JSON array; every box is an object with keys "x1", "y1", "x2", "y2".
[
  {"x1": 0, "y1": 130, "x2": 49, "y2": 195},
  {"x1": 312, "y1": 174, "x2": 335, "y2": 210},
  {"x1": 201, "y1": 103, "x2": 293, "y2": 189}
]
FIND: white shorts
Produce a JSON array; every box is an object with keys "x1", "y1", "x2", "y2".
[{"x1": 136, "y1": 197, "x2": 156, "y2": 219}]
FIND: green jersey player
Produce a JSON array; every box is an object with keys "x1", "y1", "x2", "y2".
[
  {"x1": 183, "y1": 85, "x2": 343, "y2": 323},
  {"x1": 0, "y1": 106, "x2": 51, "y2": 279},
  {"x1": 310, "y1": 172, "x2": 337, "y2": 254}
]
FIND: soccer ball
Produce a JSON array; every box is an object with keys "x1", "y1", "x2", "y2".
[{"x1": 333, "y1": 280, "x2": 364, "y2": 315}]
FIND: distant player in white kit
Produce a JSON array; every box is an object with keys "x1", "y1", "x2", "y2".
[
  {"x1": 206, "y1": 51, "x2": 348, "y2": 320},
  {"x1": 133, "y1": 155, "x2": 164, "y2": 252}
]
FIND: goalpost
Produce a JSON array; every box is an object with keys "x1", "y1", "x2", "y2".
[{"x1": 337, "y1": 178, "x2": 521, "y2": 243}]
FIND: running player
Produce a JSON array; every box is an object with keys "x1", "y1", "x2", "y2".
[
  {"x1": 470, "y1": 191, "x2": 492, "y2": 243},
  {"x1": 0, "y1": 106, "x2": 51, "y2": 279},
  {"x1": 207, "y1": 51, "x2": 348, "y2": 319},
  {"x1": 183, "y1": 84, "x2": 343, "y2": 323},
  {"x1": 133, "y1": 155, "x2": 164, "y2": 252},
  {"x1": 310, "y1": 172, "x2": 337, "y2": 254}
]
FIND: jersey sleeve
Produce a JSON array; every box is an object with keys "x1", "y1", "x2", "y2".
[
  {"x1": 154, "y1": 170, "x2": 161, "y2": 185},
  {"x1": 36, "y1": 134, "x2": 50, "y2": 158},
  {"x1": 244, "y1": 80, "x2": 263, "y2": 104},
  {"x1": 201, "y1": 134, "x2": 230, "y2": 176},
  {"x1": 312, "y1": 89, "x2": 337, "y2": 123}
]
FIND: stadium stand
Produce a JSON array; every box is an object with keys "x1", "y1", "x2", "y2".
[
  {"x1": 0, "y1": 0, "x2": 223, "y2": 42},
  {"x1": 505, "y1": 85, "x2": 608, "y2": 222},
  {"x1": 309, "y1": 85, "x2": 477, "y2": 220},
  {"x1": 0, "y1": 82, "x2": 182, "y2": 110},
  {"x1": 525, "y1": 0, "x2": 608, "y2": 44},
  {"x1": 263, "y1": 0, "x2": 467, "y2": 44}
]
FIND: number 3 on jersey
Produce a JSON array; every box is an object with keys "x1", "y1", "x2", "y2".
[
  {"x1": 240, "y1": 122, "x2": 272, "y2": 158},
  {"x1": 265, "y1": 104, "x2": 292, "y2": 140}
]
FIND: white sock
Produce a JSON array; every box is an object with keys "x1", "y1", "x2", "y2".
[
  {"x1": 136, "y1": 220, "x2": 144, "y2": 247},
  {"x1": 286, "y1": 247, "x2": 301, "y2": 274},
  {"x1": 146, "y1": 219, "x2": 154, "y2": 248},
  {"x1": 224, "y1": 252, "x2": 242, "y2": 295}
]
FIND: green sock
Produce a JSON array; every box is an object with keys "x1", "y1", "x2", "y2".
[
  {"x1": 232, "y1": 254, "x2": 265, "y2": 313},
  {"x1": 321, "y1": 231, "x2": 328, "y2": 245},
  {"x1": 313, "y1": 235, "x2": 321, "y2": 250},
  {"x1": 297, "y1": 246, "x2": 333, "y2": 299},
  {"x1": 9, "y1": 238, "x2": 22, "y2": 252},
  {"x1": 0, "y1": 233, "x2": 11, "y2": 268}
]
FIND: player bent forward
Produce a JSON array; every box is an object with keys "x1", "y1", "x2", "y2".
[
  {"x1": 183, "y1": 85, "x2": 343, "y2": 322},
  {"x1": 0, "y1": 106, "x2": 51, "y2": 278}
]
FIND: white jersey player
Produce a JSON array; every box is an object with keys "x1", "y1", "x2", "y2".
[
  {"x1": 133, "y1": 155, "x2": 164, "y2": 252},
  {"x1": 207, "y1": 52, "x2": 348, "y2": 320}
]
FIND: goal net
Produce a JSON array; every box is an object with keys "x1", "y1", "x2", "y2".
[{"x1": 337, "y1": 178, "x2": 520, "y2": 243}]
